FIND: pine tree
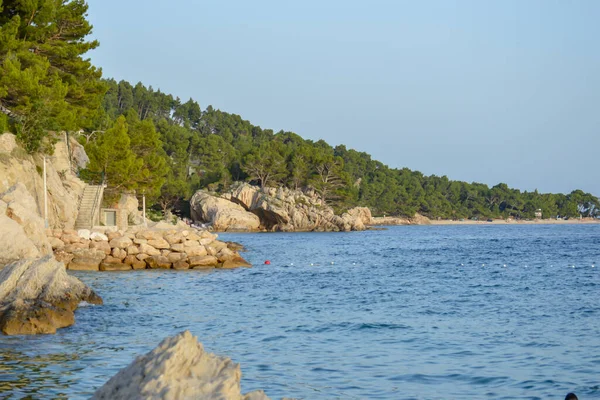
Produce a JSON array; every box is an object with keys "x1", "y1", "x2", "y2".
[
  {"x1": 125, "y1": 111, "x2": 168, "y2": 200},
  {"x1": 86, "y1": 116, "x2": 142, "y2": 190},
  {"x1": 0, "y1": 0, "x2": 105, "y2": 152},
  {"x1": 242, "y1": 142, "x2": 287, "y2": 188}
]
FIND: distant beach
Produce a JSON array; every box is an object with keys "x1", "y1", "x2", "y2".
[{"x1": 429, "y1": 218, "x2": 600, "y2": 226}]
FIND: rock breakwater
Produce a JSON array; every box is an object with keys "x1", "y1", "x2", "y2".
[{"x1": 47, "y1": 227, "x2": 251, "y2": 271}]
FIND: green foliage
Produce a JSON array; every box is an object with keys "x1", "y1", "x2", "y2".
[
  {"x1": 191, "y1": 133, "x2": 237, "y2": 189},
  {"x1": 242, "y1": 141, "x2": 287, "y2": 188},
  {"x1": 309, "y1": 144, "x2": 348, "y2": 206},
  {"x1": 125, "y1": 110, "x2": 168, "y2": 200},
  {"x1": 0, "y1": 0, "x2": 106, "y2": 152},
  {"x1": 90, "y1": 78, "x2": 600, "y2": 219},
  {"x1": 146, "y1": 208, "x2": 164, "y2": 222},
  {"x1": 159, "y1": 176, "x2": 190, "y2": 213},
  {"x1": 1, "y1": 1, "x2": 597, "y2": 219},
  {"x1": 0, "y1": 112, "x2": 6, "y2": 132},
  {"x1": 86, "y1": 116, "x2": 142, "y2": 190}
]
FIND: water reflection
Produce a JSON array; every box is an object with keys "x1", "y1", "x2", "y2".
[{"x1": 0, "y1": 348, "x2": 80, "y2": 398}]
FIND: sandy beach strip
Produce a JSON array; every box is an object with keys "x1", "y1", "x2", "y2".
[{"x1": 429, "y1": 218, "x2": 600, "y2": 226}]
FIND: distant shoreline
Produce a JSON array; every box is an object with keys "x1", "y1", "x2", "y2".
[
  {"x1": 368, "y1": 216, "x2": 600, "y2": 227},
  {"x1": 428, "y1": 218, "x2": 600, "y2": 226}
]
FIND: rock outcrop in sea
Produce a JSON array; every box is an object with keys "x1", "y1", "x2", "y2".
[
  {"x1": 92, "y1": 330, "x2": 271, "y2": 400},
  {"x1": 191, "y1": 182, "x2": 370, "y2": 232},
  {"x1": 0, "y1": 256, "x2": 103, "y2": 335}
]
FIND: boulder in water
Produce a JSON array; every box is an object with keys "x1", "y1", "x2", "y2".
[
  {"x1": 0, "y1": 256, "x2": 103, "y2": 335},
  {"x1": 92, "y1": 330, "x2": 270, "y2": 400}
]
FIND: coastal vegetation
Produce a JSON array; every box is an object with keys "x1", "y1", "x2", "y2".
[{"x1": 1, "y1": 0, "x2": 598, "y2": 220}]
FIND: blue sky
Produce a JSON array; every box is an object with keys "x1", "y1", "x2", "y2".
[{"x1": 86, "y1": 0, "x2": 600, "y2": 196}]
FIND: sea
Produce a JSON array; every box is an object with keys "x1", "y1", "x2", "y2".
[{"x1": 0, "y1": 225, "x2": 599, "y2": 399}]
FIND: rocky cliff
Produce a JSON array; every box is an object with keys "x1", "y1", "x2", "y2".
[
  {"x1": 0, "y1": 133, "x2": 104, "y2": 335},
  {"x1": 191, "y1": 182, "x2": 370, "y2": 232},
  {"x1": 0, "y1": 132, "x2": 87, "y2": 230},
  {"x1": 1, "y1": 182, "x2": 53, "y2": 266},
  {"x1": 0, "y1": 132, "x2": 91, "y2": 267}
]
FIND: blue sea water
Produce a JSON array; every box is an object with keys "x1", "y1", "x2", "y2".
[{"x1": 1, "y1": 225, "x2": 599, "y2": 399}]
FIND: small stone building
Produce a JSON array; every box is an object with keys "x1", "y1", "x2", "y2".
[{"x1": 100, "y1": 193, "x2": 143, "y2": 230}]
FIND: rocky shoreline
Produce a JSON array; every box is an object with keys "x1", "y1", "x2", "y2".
[
  {"x1": 1, "y1": 130, "x2": 376, "y2": 397},
  {"x1": 0, "y1": 256, "x2": 102, "y2": 335},
  {"x1": 191, "y1": 182, "x2": 372, "y2": 232},
  {"x1": 48, "y1": 226, "x2": 251, "y2": 271}
]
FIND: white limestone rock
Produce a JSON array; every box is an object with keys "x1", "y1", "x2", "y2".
[
  {"x1": 0, "y1": 201, "x2": 41, "y2": 267},
  {"x1": 92, "y1": 330, "x2": 271, "y2": 400},
  {"x1": 190, "y1": 191, "x2": 261, "y2": 232},
  {"x1": 0, "y1": 256, "x2": 102, "y2": 334},
  {"x1": 77, "y1": 229, "x2": 91, "y2": 240},
  {"x1": 191, "y1": 182, "x2": 368, "y2": 232},
  {"x1": 90, "y1": 231, "x2": 109, "y2": 241}
]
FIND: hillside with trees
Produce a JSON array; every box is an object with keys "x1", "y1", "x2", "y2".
[{"x1": 1, "y1": 1, "x2": 598, "y2": 221}]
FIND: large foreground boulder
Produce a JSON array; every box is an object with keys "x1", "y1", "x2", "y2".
[
  {"x1": 0, "y1": 256, "x2": 103, "y2": 335},
  {"x1": 92, "y1": 330, "x2": 270, "y2": 400}
]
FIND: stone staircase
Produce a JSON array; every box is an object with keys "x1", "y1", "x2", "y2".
[{"x1": 74, "y1": 184, "x2": 105, "y2": 230}]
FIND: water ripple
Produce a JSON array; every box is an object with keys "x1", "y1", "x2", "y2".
[{"x1": 0, "y1": 225, "x2": 598, "y2": 399}]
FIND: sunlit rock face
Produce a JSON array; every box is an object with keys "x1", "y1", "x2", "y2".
[
  {"x1": 92, "y1": 330, "x2": 271, "y2": 400},
  {"x1": 0, "y1": 256, "x2": 103, "y2": 335},
  {"x1": 191, "y1": 182, "x2": 367, "y2": 232}
]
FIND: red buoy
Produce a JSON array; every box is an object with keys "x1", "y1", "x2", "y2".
[{"x1": 264, "y1": 260, "x2": 271, "y2": 265}]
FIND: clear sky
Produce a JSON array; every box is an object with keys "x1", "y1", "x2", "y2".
[{"x1": 86, "y1": 0, "x2": 600, "y2": 196}]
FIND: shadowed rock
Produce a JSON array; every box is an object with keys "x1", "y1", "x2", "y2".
[
  {"x1": 92, "y1": 330, "x2": 270, "y2": 400},
  {"x1": 0, "y1": 256, "x2": 102, "y2": 335}
]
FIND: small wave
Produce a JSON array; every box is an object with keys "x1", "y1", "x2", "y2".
[
  {"x1": 288, "y1": 322, "x2": 411, "y2": 334},
  {"x1": 262, "y1": 335, "x2": 287, "y2": 342},
  {"x1": 389, "y1": 373, "x2": 509, "y2": 386},
  {"x1": 311, "y1": 367, "x2": 339, "y2": 373}
]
